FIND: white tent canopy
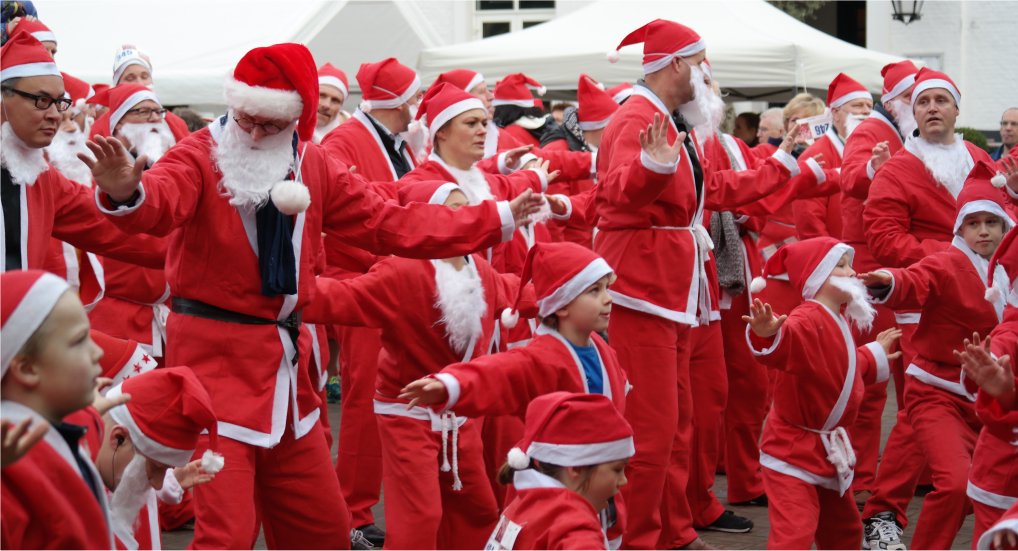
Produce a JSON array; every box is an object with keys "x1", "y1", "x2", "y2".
[{"x1": 418, "y1": 0, "x2": 910, "y2": 101}]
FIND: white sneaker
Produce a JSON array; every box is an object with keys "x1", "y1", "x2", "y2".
[{"x1": 863, "y1": 512, "x2": 906, "y2": 550}]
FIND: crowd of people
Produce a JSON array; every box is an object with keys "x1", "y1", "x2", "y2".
[{"x1": 1, "y1": 2, "x2": 1018, "y2": 550}]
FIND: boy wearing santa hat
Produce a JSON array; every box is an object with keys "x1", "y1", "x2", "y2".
[
  {"x1": 0, "y1": 269, "x2": 112, "y2": 549},
  {"x1": 486, "y1": 392, "x2": 634, "y2": 551},
  {"x1": 745, "y1": 238, "x2": 899, "y2": 549},
  {"x1": 95, "y1": 367, "x2": 224, "y2": 550}
]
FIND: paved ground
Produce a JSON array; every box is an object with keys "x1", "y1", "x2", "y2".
[{"x1": 163, "y1": 378, "x2": 975, "y2": 549}]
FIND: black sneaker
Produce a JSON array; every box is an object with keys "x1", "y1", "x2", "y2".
[
  {"x1": 863, "y1": 511, "x2": 906, "y2": 550},
  {"x1": 730, "y1": 494, "x2": 768, "y2": 507},
  {"x1": 349, "y1": 529, "x2": 374, "y2": 550},
  {"x1": 703, "y1": 510, "x2": 753, "y2": 533},
  {"x1": 356, "y1": 524, "x2": 385, "y2": 548}
]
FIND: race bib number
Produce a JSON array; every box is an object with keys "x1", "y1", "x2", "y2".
[{"x1": 485, "y1": 516, "x2": 523, "y2": 550}]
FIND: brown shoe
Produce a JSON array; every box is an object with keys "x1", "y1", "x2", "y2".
[{"x1": 675, "y1": 537, "x2": 719, "y2": 550}]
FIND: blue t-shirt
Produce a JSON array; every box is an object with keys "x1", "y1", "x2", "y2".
[{"x1": 567, "y1": 340, "x2": 604, "y2": 395}]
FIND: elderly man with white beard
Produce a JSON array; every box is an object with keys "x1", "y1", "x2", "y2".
[
  {"x1": 82, "y1": 42, "x2": 545, "y2": 550},
  {"x1": 598, "y1": 19, "x2": 803, "y2": 549}
]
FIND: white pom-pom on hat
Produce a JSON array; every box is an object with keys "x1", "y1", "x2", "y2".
[
  {"x1": 271, "y1": 180, "x2": 311, "y2": 215},
  {"x1": 500, "y1": 308, "x2": 519, "y2": 329},
  {"x1": 606, "y1": 50, "x2": 621, "y2": 63},
  {"x1": 507, "y1": 447, "x2": 530, "y2": 470},
  {"x1": 201, "y1": 450, "x2": 225, "y2": 474},
  {"x1": 749, "y1": 276, "x2": 768, "y2": 294},
  {"x1": 992, "y1": 173, "x2": 1007, "y2": 189},
  {"x1": 985, "y1": 284, "x2": 1003, "y2": 303},
  {"x1": 360, "y1": 100, "x2": 373, "y2": 114}
]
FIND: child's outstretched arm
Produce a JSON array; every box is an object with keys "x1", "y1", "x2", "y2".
[
  {"x1": 956, "y1": 332, "x2": 1017, "y2": 411},
  {"x1": 858, "y1": 327, "x2": 901, "y2": 385},
  {"x1": 399, "y1": 378, "x2": 449, "y2": 409},
  {"x1": 742, "y1": 298, "x2": 787, "y2": 338}
]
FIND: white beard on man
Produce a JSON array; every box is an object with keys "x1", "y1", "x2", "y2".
[
  {"x1": 433, "y1": 258, "x2": 486, "y2": 356},
  {"x1": 906, "y1": 133, "x2": 972, "y2": 197},
  {"x1": 45, "y1": 128, "x2": 94, "y2": 186},
  {"x1": 116, "y1": 121, "x2": 176, "y2": 165},
  {"x1": 0, "y1": 122, "x2": 49, "y2": 186},
  {"x1": 885, "y1": 97, "x2": 919, "y2": 139},
  {"x1": 213, "y1": 112, "x2": 300, "y2": 211},
  {"x1": 844, "y1": 113, "x2": 868, "y2": 138},
  {"x1": 109, "y1": 454, "x2": 154, "y2": 550},
  {"x1": 678, "y1": 63, "x2": 718, "y2": 149},
  {"x1": 828, "y1": 275, "x2": 877, "y2": 333}
]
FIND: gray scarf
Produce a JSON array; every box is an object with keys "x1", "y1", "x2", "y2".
[{"x1": 709, "y1": 211, "x2": 746, "y2": 295}]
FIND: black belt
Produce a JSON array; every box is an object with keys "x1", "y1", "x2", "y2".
[{"x1": 171, "y1": 297, "x2": 302, "y2": 360}]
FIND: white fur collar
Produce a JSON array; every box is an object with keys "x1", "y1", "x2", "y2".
[
  {"x1": 904, "y1": 134, "x2": 972, "y2": 198},
  {"x1": 433, "y1": 257, "x2": 486, "y2": 356},
  {"x1": 429, "y1": 152, "x2": 494, "y2": 205},
  {"x1": 1, "y1": 122, "x2": 49, "y2": 186}
]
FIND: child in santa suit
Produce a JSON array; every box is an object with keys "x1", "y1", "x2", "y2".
[
  {"x1": 304, "y1": 181, "x2": 532, "y2": 550},
  {"x1": 859, "y1": 161, "x2": 1014, "y2": 549},
  {"x1": 94, "y1": 367, "x2": 224, "y2": 550},
  {"x1": 485, "y1": 392, "x2": 634, "y2": 551},
  {"x1": 0, "y1": 270, "x2": 112, "y2": 549},
  {"x1": 399, "y1": 241, "x2": 629, "y2": 547},
  {"x1": 745, "y1": 238, "x2": 899, "y2": 549}
]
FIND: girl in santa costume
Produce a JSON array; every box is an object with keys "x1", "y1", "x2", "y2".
[
  {"x1": 484, "y1": 391, "x2": 634, "y2": 551},
  {"x1": 859, "y1": 161, "x2": 1014, "y2": 549},
  {"x1": 400, "y1": 240, "x2": 630, "y2": 548},
  {"x1": 745, "y1": 238, "x2": 899, "y2": 549},
  {"x1": 303, "y1": 180, "x2": 535, "y2": 550}
]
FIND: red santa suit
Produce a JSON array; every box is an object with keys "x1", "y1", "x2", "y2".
[
  {"x1": 94, "y1": 45, "x2": 517, "y2": 549},
  {"x1": 793, "y1": 129, "x2": 844, "y2": 240},
  {"x1": 747, "y1": 239, "x2": 891, "y2": 550},
  {"x1": 978, "y1": 500, "x2": 1018, "y2": 551}
]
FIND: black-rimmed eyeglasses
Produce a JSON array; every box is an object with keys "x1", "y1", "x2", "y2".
[{"x1": 1, "y1": 87, "x2": 72, "y2": 112}]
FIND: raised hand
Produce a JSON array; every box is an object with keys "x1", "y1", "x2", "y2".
[
  {"x1": 807, "y1": 152, "x2": 826, "y2": 168},
  {"x1": 545, "y1": 194, "x2": 568, "y2": 217},
  {"x1": 875, "y1": 327, "x2": 903, "y2": 361},
  {"x1": 741, "y1": 298, "x2": 787, "y2": 338},
  {"x1": 993, "y1": 527, "x2": 1018, "y2": 550},
  {"x1": 509, "y1": 188, "x2": 545, "y2": 229},
  {"x1": 955, "y1": 332, "x2": 1016, "y2": 405},
  {"x1": 871, "y1": 141, "x2": 891, "y2": 172},
  {"x1": 1, "y1": 417, "x2": 49, "y2": 468},
  {"x1": 503, "y1": 145, "x2": 534, "y2": 170},
  {"x1": 857, "y1": 271, "x2": 892, "y2": 287},
  {"x1": 1001, "y1": 156, "x2": 1018, "y2": 192},
  {"x1": 173, "y1": 458, "x2": 218, "y2": 490},
  {"x1": 640, "y1": 114, "x2": 684, "y2": 166},
  {"x1": 92, "y1": 377, "x2": 131, "y2": 416},
  {"x1": 398, "y1": 377, "x2": 449, "y2": 409},
  {"x1": 80, "y1": 135, "x2": 147, "y2": 202},
  {"x1": 531, "y1": 158, "x2": 561, "y2": 185},
  {"x1": 779, "y1": 123, "x2": 802, "y2": 154}
]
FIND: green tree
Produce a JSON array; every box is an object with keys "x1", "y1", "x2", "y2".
[{"x1": 768, "y1": 1, "x2": 829, "y2": 22}]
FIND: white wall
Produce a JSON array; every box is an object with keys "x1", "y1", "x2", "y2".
[{"x1": 867, "y1": 0, "x2": 1017, "y2": 131}]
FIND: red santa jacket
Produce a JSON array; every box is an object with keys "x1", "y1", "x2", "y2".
[
  {"x1": 0, "y1": 166, "x2": 164, "y2": 273},
  {"x1": 793, "y1": 130, "x2": 844, "y2": 240},
  {"x1": 94, "y1": 123, "x2": 515, "y2": 447},
  {"x1": 874, "y1": 240, "x2": 1005, "y2": 399},
  {"x1": 593, "y1": 86, "x2": 799, "y2": 325},
  {"x1": 748, "y1": 301, "x2": 889, "y2": 491},
  {"x1": 840, "y1": 110, "x2": 905, "y2": 271},
  {"x1": 0, "y1": 401, "x2": 113, "y2": 550}
]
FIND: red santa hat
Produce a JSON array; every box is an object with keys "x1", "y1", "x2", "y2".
[
  {"x1": 910, "y1": 67, "x2": 960, "y2": 106},
  {"x1": 224, "y1": 43, "x2": 318, "y2": 143},
  {"x1": 111, "y1": 45, "x2": 153, "y2": 85},
  {"x1": 61, "y1": 72, "x2": 95, "y2": 112},
  {"x1": 606, "y1": 82, "x2": 634, "y2": 104},
  {"x1": 607, "y1": 19, "x2": 705, "y2": 75},
  {"x1": 433, "y1": 69, "x2": 486, "y2": 93},
  {"x1": 492, "y1": 73, "x2": 546, "y2": 108},
  {"x1": 880, "y1": 60, "x2": 919, "y2": 104},
  {"x1": 827, "y1": 73, "x2": 871, "y2": 109},
  {"x1": 577, "y1": 74, "x2": 618, "y2": 131},
  {"x1": 953, "y1": 160, "x2": 1014, "y2": 235},
  {"x1": 987, "y1": 223, "x2": 1018, "y2": 305},
  {"x1": 397, "y1": 180, "x2": 463, "y2": 206},
  {"x1": 506, "y1": 391, "x2": 634, "y2": 470},
  {"x1": 749, "y1": 237, "x2": 854, "y2": 300},
  {"x1": 1, "y1": 270, "x2": 71, "y2": 377},
  {"x1": 0, "y1": 31, "x2": 60, "y2": 81},
  {"x1": 416, "y1": 82, "x2": 486, "y2": 139},
  {"x1": 10, "y1": 18, "x2": 56, "y2": 45},
  {"x1": 501, "y1": 242, "x2": 614, "y2": 329},
  {"x1": 317, "y1": 62, "x2": 348, "y2": 99},
  {"x1": 106, "y1": 366, "x2": 223, "y2": 472},
  {"x1": 91, "y1": 330, "x2": 159, "y2": 386},
  {"x1": 356, "y1": 57, "x2": 421, "y2": 113},
  {"x1": 87, "y1": 83, "x2": 161, "y2": 138}
]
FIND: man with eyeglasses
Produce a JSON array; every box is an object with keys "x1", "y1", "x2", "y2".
[
  {"x1": 992, "y1": 107, "x2": 1018, "y2": 161},
  {"x1": 82, "y1": 42, "x2": 545, "y2": 550},
  {"x1": 0, "y1": 32, "x2": 164, "y2": 276},
  {"x1": 88, "y1": 83, "x2": 183, "y2": 165}
]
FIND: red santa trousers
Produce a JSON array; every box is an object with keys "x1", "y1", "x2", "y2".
[
  {"x1": 904, "y1": 379, "x2": 979, "y2": 550},
  {"x1": 334, "y1": 325, "x2": 384, "y2": 528},
  {"x1": 848, "y1": 304, "x2": 897, "y2": 494},
  {"x1": 720, "y1": 295, "x2": 768, "y2": 503},
  {"x1": 681, "y1": 321, "x2": 728, "y2": 528},
  {"x1": 762, "y1": 468, "x2": 863, "y2": 549},
  {"x1": 376, "y1": 414, "x2": 499, "y2": 549},
  {"x1": 609, "y1": 305, "x2": 697, "y2": 549},
  {"x1": 189, "y1": 420, "x2": 350, "y2": 549}
]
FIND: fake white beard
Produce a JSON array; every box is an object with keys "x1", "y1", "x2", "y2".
[
  {"x1": 844, "y1": 113, "x2": 868, "y2": 138},
  {"x1": 433, "y1": 259, "x2": 486, "y2": 355},
  {"x1": 886, "y1": 97, "x2": 918, "y2": 139},
  {"x1": 403, "y1": 118, "x2": 430, "y2": 161},
  {"x1": 313, "y1": 114, "x2": 342, "y2": 144},
  {"x1": 118, "y1": 121, "x2": 176, "y2": 163},
  {"x1": 907, "y1": 134, "x2": 971, "y2": 197},
  {"x1": 45, "y1": 128, "x2": 94, "y2": 186},
  {"x1": 678, "y1": 64, "x2": 712, "y2": 131},
  {"x1": 109, "y1": 454, "x2": 151, "y2": 550},
  {"x1": 694, "y1": 87, "x2": 726, "y2": 149},
  {"x1": 213, "y1": 114, "x2": 296, "y2": 210},
  {"x1": 828, "y1": 275, "x2": 877, "y2": 333},
  {"x1": 0, "y1": 122, "x2": 49, "y2": 186}
]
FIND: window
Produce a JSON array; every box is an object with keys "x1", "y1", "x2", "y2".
[{"x1": 474, "y1": 0, "x2": 554, "y2": 39}]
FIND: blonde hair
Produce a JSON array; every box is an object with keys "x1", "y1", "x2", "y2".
[{"x1": 783, "y1": 93, "x2": 825, "y2": 126}]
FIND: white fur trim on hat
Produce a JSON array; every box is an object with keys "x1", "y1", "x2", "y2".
[
  {"x1": 429, "y1": 182, "x2": 463, "y2": 206},
  {"x1": 106, "y1": 386, "x2": 195, "y2": 467},
  {"x1": 643, "y1": 39, "x2": 707, "y2": 75},
  {"x1": 537, "y1": 258, "x2": 614, "y2": 318},
  {"x1": 0, "y1": 273, "x2": 70, "y2": 375},
  {"x1": 109, "y1": 89, "x2": 160, "y2": 132},
  {"x1": 465, "y1": 72, "x2": 485, "y2": 93},
  {"x1": 224, "y1": 76, "x2": 302, "y2": 120},
  {"x1": 881, "y1": 73, "x2": 916, "y2": 104},
  {"x1": 578, "y1": 116, "x2": 613, "y2": 132},
  {"x1": 429, "y1": 97, "x2": 487, "y2": 139},
  {"x1": 527, "y1": 436, "x2": 636, "y2": 467},
  {"x1": 954, "y1": 199, "x2": 1014, "y2": 234},
  {"x1": 802, "y1": 243, "x2": 854, "y2": 300},
  {"x1": 360, "y1": 73, "x2": 422, "y2": 111},
  {"x1": 0, "y1": 61, "x2": 61, "y2": 81},
  {"x1": 491, "y1": 98, "x2": 537, "y2": 108},
  {"x1": 911, "y1": 78, "x2": 960, "y2": 106},
  {"x1": 830, "y1": 90, "x2": 873, "y2": 109},
  {"x1": 318, "y1": 76, "x2": 348, "y2": 99},
  {"x1": 270, "y1": 180, "x2": 311, "y2": 215},
  {"x1": 30, "y1": 31, "x2": 56, "y2": 43}
]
